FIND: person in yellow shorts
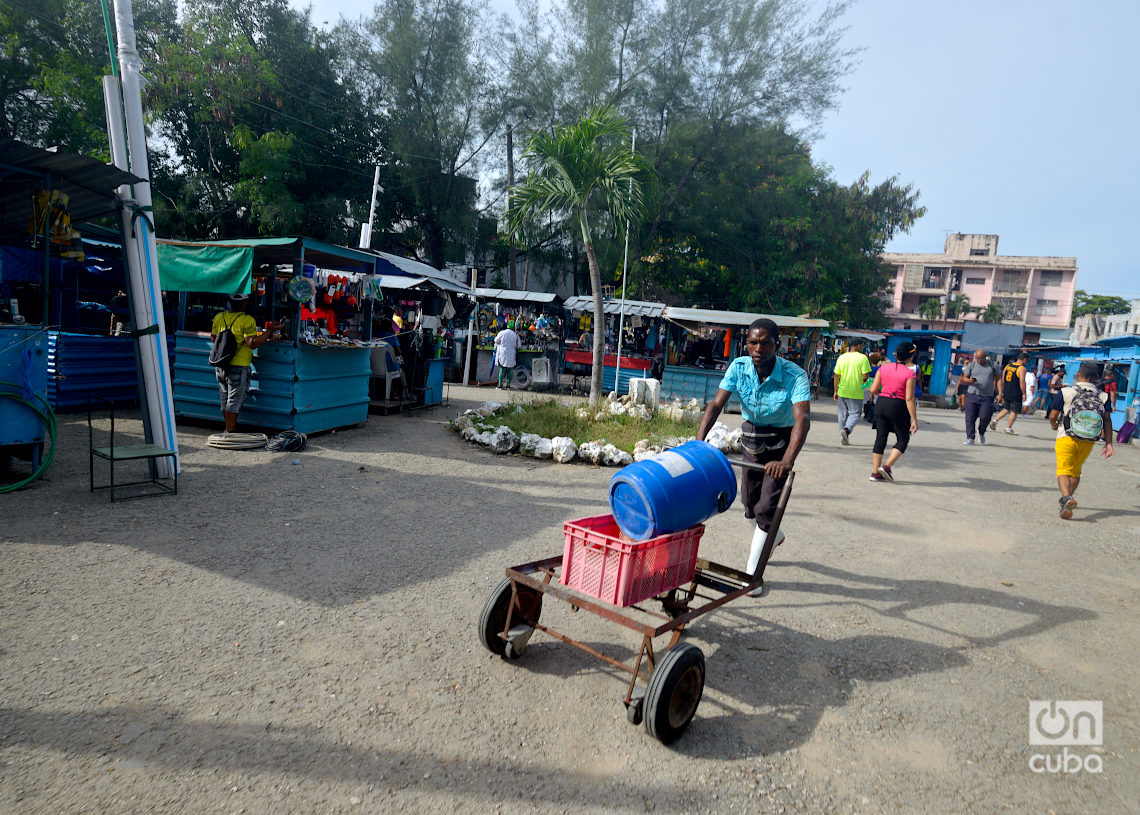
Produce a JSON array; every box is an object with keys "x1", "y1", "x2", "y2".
[{"x1": 1048, "y1": 362, "x2": 1114, "y2": 520}]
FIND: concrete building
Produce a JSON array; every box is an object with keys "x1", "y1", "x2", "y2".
[
  {"x1": 1070, "y1": 299, "x2": 1140, "y2": 345},
  {"x1": 881, "y1": 234, "x2": 1078, "y2": 344}
]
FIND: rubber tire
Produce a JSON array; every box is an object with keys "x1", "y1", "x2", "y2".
[
  {"x1": 643, "y1": 642, "x2": 705, "y2": 744},
  {"x1": 512, "y1": 366, "x2": 532, "y2": 389},
  {"x1": 477, "y1": 577, "x2": 542, "y2": 658}
]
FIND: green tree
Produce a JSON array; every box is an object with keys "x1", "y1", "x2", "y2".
[
  {"x1": 917, "y1": 297, "x2": 942, "y2": 324},
  {"x1": 981, "y1": 303, "x2": 1004, "y2": 323},
  {"x1": 946, "y1": 293, "x2": 972, "y2": 320},
  {"x1": 0, "y1": 0, "x2": 175, "y2": 157},
  {"x1": 343, "y1": 0, "x2": 499, "y2": 268},
  {"x1": 146, "y1": 0, "x2": 374, "y2": 240},
  {"x1": 509, "y1": 107, "x2": 649, "y2": 403},
  {"x1": 1071, "y1": 290, "x2": 1131, "y2": 323}
]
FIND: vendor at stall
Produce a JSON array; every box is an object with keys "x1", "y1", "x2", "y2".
[
  {"x1": 212, "y1": 293, "x2": 280, "y2": 435},
  {"x1": 696, "y1": 318, "x2": 811, "y2": 596}
]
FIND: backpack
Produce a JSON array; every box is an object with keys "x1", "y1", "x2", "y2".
[
  {"x1": 209, "y1": 315, "x2": 239, "y2": 368},
  {"x1": 1062, "y1": 386, "x2": 1106, "y2": 440}
]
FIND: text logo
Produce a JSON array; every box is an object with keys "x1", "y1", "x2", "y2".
[{"x1": 1029, "y1": 700, "x2": 1102, "y2": 746}]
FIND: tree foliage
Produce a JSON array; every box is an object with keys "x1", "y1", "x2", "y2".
[
  {"x1": 981, "y1": 303, "x2": 1004, "y2": 323},
  {"x1": 1071, "y1": 290, "x2": 1131, "y2": 323}
]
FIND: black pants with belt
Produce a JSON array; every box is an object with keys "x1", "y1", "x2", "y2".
[{"x1": 740, "y1": 423, "x2": 792, "y2": 533}]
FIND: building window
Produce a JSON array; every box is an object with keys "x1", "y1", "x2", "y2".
[
  {"x1": 1034, "y1": 299, "x2": 1058, "y2": 316},
  {"x1": 965, "y1": 277, "x2": 986, "y2": 285},
  {"x1": 1038, "y1": 270, "x2": 1062, "y2": 286},
  {"x1": 969, "y1": 248, "x2": 989, "y2": 256}
]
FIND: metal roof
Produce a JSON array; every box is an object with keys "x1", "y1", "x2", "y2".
[
  {"x1": 371, "y1": 251, "x2": 472, "y2": 296},
  {"x1": 476, "y1": 288, "x2": 560, "y2": 304},
  {"x1": 0, "y1": 139, "x2": 144, "y2": 225},
  {"x1": 376, "y1": 274, "x2": 429, "y2": 290},
  {"x1": 563, "y1": 296, "x2": 666, "y2": 318},
  {"x1": 835, "y1": 329, "x2": 887, "y2": 342},
  {"x1": 663, "y1": 306, "x2": 830, "y2": 330}
]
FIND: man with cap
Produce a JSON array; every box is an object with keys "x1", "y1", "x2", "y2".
[
  {"x1": 211, "y1": 293, "x2": 275, "y2": 434},
  {"x1": 697, "y1": 318, "x2": 811, "y2": 597}
]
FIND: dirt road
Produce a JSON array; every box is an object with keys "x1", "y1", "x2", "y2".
[{"x1": 2, "y1": 386, "x2": 1137, "y2": 813}]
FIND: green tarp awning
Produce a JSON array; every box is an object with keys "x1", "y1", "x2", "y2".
[{"x1": 156, "y1": 243, "x2": 256, "y2": 293}]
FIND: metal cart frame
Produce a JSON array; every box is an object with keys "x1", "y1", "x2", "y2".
[{"x1": 478, "y1": 464, "x2": 794, "y2": 744}]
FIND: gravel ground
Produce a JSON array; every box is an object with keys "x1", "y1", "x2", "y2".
[{"x1": 2, "y1": 385, "x2": 1138, "y2": 814}]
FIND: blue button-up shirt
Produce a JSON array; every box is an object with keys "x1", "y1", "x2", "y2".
[{"x1": 717, "y1": 355, "x2": 811, "y2": 427}]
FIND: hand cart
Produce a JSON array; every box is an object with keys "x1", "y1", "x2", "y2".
[{"x1": 478, "y1": 462, "x2": 794, "y2": 744}]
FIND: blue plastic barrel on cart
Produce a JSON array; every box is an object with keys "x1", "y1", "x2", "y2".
[{"x1": 608, "y1": 440, "x2": 737, "y2": 540}]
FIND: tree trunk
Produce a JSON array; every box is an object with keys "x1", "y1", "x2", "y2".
[{"x1": 585, "y1": 241, "x2": 605, "y2": 405}]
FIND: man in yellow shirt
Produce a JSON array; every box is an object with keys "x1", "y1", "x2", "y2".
[
  {"x1": 211, "y1": 294, "x2": 275, "y2": 434},
  {"x1": 833, "y1": 339, "x2": 872, "y2": 446}
]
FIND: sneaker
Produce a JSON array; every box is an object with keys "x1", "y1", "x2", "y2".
[
  {"x1": 878, "y1": 465, "x2": 894, "y2": 482},
  {"x1": 869, "y1": 472, "x2": 885, "y2": 482},
  {"x1": 840, "y1": 429, "x2": 849, "y2": 446},
  {"x1": 963, "y1": 438, "x2": 975, "y2": 445},
  {"x1": 1059, "y1": 495, "x2": 1077, "y2": 520},
  {"x1": 979, "y1": 435, "x2": 987, "y2": 445},
  {"x1": 1003, "y1": 427, "x2": 1016, "y2": 435}
]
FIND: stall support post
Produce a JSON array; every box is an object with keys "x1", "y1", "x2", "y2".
[{"x1": 462, "y1": 267, "x2": 477, "y2": 386}]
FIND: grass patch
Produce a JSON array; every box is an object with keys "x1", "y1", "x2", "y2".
[{"x1": 486, "y1": 398, "x2": 697, "y2": 452}]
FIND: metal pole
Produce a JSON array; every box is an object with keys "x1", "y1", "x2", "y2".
[
  {"x1": 613, "y1": 128, "x2": 636, "y2": 396},
  {"x1": 360, "y1": 166, "x2": 381, "y2": 249},
  {"x1": 462, "y1": 267, "x2": 477, "y2": 386},
  {"x1": 506, "y1": 124, "x2": 516, "y2": 290}
]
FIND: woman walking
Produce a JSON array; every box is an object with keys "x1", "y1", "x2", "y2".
[{"x1": 867, "y1": 342, "x2": 919, "y2": 482}]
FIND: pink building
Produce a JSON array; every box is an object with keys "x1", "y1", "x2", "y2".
[{"x1": 881, "y1": 234, "x2": 1078, "y2": 344}]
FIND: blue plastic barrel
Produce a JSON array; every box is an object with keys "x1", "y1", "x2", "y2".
[{"x1": 609, "y1": 440, "x2": 737, "y2": 540}]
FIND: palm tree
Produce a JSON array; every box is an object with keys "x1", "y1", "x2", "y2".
[
  {"x1": 917, "y1": 298, "x2": 942, "y2": 324},
  {"x1": 981, "y1": 303, "x2": 1004, "y2": 323},
  {"x1": 946, "y1": 293, "x2": 972, "y2": 321},
  {"x1": 508, "y1": 107, "x2": 649, "y2": 404}
]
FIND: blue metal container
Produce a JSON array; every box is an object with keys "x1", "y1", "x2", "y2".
[{"x1": 608, "y1": 440, "x2": 737, "y2": 540}]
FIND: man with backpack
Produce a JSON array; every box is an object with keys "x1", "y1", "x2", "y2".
[
  {"x1": 1048, "y1": 361, "x2": 1115, "y2": 520},
  {"x1": 211, "y1": 293, "x2": 276, "y2": 435}
]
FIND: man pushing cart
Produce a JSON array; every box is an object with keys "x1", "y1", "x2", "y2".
[
  {"x1": 477, "y1": 318, "x2": 813, "y2": 744},
  {"x1": 696, "y1": 317, "x2": 812, "y2": 594}
]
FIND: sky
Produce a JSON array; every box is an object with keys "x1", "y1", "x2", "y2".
[{"x1": 293, "y1": 0, "x2": 1139, "y2": 300}]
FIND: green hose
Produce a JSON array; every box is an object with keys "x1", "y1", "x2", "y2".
[{"x1": 0, "y1": 381, "x2": 58, "y2": 493}]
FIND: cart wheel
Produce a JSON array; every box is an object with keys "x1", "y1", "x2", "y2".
[
  {"x1": 478, "y1": 577, "x2": 542, "y2": 658},
  {"x1": 643, "y1": 642, "x2": 704, "y2": 744}
]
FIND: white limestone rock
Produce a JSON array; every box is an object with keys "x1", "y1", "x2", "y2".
[
  {"x1": 601, "y1": 444, "x2": 633, "y2": 467},
  {"x1": 551, "y1": 436, "x2": 578, "y2": 463},
  {"x1": 642, "y1": 378, "x2": 661, "y2": 412},
  {"x1": 627, "y1": 404, "x2": 651, "y2": 420},
  {"x1": 594, "y1": 411, "x2": 609, "y2": 422},
  {"x1": 661, "y1": 405, "x2": 684, "y2": 422},
  {"x1": 704, "y1": 422, "x2": 732, "y2": 452},
  {"x1": 460, "y1": 425, "x2": 481, "y2": 442},
  {"x1": 534, "y1": 438, "x2": 554, "y2": 459},
  {"x1": 488, "y1": 425, "x2": 519, "y2": 454},
  {"x1": 578, "y1": 441, "x2": 605, "y2": 464},
  {"x1": 608, "y1": 401, "x2": 628, "y2": 415},
  {"x1": 518, "y1": 433, "x2": 542, "y2": 456},
  {"x1": 633, "y1": 448, "x2": 659, "y2": 462},
  {"x1": 454, "y1": 414, "x2": 475, "y2": 432},
  {"x1": 726, "y1": 428, "x2": 743, "y2": 453},
  {"x1": 473, "y1": 430, "x2": 493, "y2": 446},
  {"x1": 479, "y1": 400, "x2": 504, "y2": 413},
  {"x1": 575, "y1": 407, "x2": 593, "y2": 421},
  {"x1": 685, "y1": 398, "x2": 701, "y2": 412}
]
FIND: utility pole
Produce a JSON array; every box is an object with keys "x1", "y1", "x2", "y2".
[{"x1": 506, "y1": 124, "x2": 516, "y2": 290}]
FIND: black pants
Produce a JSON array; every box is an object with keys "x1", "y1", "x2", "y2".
[
  {"x1": 964, "y1": 393, "x2": 996, "y2": 440},
  {"x1": 873, "y1": 396, "x2": 911, "y2": 455},
  {"x1": 740, "y1": 423, "x2": 793, "y2": 533}
]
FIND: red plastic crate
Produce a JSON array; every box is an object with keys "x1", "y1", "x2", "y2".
[{"x1": 560, "y1": 515, "x2": 704, "y2": 607}]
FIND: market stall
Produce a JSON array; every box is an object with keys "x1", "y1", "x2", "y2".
[
  {"x1": 1, "y1": 139, "x2": 145, "y2": 486},
  {"x1": 469, "y1": 289, "x2": 563, "y2": 387},
  {"x1": 158, "y1": 237, "x2": 382, "y2": 434},
  {"x1": 562, "y1": 296, "x2": 666, "y2": 392},
  {"x1": 660, "y1": 307, "x2": 830, "y2": 407}
]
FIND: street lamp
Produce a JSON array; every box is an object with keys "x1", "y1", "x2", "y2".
[{"x1": 506, "y1": 105, "x2": 536, "y2": 290}]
